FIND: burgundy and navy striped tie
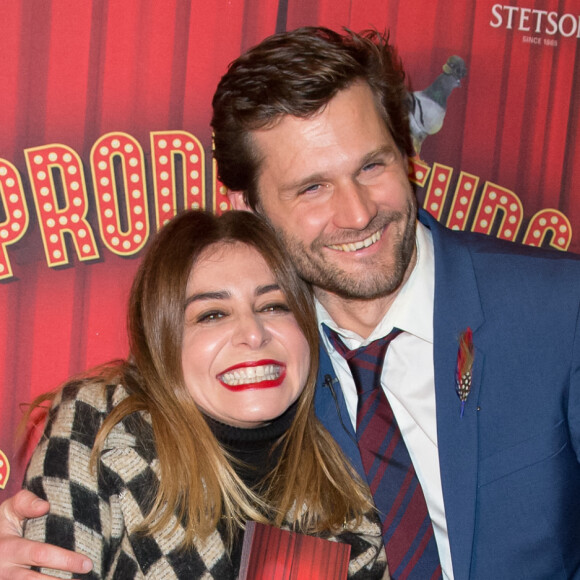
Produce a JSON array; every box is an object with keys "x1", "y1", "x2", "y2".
[{"x1": 325, "y1": 326, "x2": 442, "y2": 580}]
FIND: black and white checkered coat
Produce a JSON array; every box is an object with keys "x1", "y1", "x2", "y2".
[{"x1": 24, "y1": 381, "x2": 389, "y2": 579}]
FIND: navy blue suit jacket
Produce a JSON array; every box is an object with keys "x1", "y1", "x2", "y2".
[{"x1": 314, "y1": 210, "x2": 580, "y2": 579}]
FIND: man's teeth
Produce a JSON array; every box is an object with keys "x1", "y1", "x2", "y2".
[
  {"x1": 220, "y1": 364, "x2": 282, "y2": 386},
  {"x1": 327, "y1": 229, "x2": 382, "y2": 252}
]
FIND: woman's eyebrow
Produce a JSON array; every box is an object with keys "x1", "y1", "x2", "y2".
[
  {"x1": 184, "y1": 284, "x2": 281, "y2": 309},
  {"x1": 256, "y1": 284, "x2": 281, "y2": 297},
  {"x1": 184, "y1": 290, "x2": 230, "y2": 309}
]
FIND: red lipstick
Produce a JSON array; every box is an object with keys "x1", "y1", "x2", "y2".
[{"x1": 217, "y1": 359, "x2": 287, "y2": 392}]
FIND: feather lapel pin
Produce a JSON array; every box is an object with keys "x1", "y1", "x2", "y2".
[{"x1": 456, "y1": 327, "x2": 474, "y2": 418}]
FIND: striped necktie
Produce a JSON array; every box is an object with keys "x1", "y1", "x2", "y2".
[{"x1": 324, "y1": 326, "x2": 442, "y2": 580}]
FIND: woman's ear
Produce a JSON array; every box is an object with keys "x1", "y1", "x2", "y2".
[{"x1": 227, "y1": 190, "x2": 252, "y2": 211}]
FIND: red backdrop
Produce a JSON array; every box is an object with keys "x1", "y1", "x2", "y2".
[{"x1": 1, "y1": 0, "x2": 579, "y2": 497}]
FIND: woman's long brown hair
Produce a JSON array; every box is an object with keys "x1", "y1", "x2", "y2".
[{"x1": 28, "y1": 210, "x2": 372, "y2": 549}]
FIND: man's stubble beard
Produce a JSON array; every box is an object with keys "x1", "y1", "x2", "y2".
[{"x1": 260, "y1": 199, "x2": 418, "y2": 301}]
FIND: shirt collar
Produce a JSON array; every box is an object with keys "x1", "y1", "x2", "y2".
[{"x1": 316, "y1": 220, "x2": 435, "y2": 347}]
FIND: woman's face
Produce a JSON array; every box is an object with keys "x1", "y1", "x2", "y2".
[{"x1": 182, "y1": 242, "x2": 310, "y2": 428}]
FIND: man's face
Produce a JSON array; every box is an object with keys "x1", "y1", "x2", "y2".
[{"x1": 232, "y1": 81, "x2": 417, "y2": 301}]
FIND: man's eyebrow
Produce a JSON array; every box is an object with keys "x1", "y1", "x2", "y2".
[
  {"x1": 358, "y1": 145, "x2": 397, "y2": 167},
  {"x1": 280, "y1": 172, "x2": 328, "y2": 193}
]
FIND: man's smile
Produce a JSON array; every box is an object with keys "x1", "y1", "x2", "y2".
[{"x1": 326, "y1": 228, "x2": 383, "y2": 253}]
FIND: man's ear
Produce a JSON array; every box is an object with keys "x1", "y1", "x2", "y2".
[{"x1": 227, "y1": 190, "x2": 252, "y2": 212}]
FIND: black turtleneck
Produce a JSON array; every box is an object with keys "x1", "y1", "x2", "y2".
[{"x1": 203, "y1": 400, "x2": 297, "y2": 489}]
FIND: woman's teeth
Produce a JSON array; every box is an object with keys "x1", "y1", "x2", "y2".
[{"x1": 219, "y1": 364, "x2": 282, "y2": 386}]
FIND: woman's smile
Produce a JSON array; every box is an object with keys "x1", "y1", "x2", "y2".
[{"x1": 218, "y1": 359, "x2": 286, "y2": 390}]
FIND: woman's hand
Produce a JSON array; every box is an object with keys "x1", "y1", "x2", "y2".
[{"x1": 0, "y1": 490, "x2": 93, "y2": 578}]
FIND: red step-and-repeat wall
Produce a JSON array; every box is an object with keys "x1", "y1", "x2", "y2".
[{"x1": 1, "y1": 0, "x2": 579, "y2": 497}]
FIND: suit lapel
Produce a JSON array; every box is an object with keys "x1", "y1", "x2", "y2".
[
  {"x1": 420, "y1": 210, "x2": 485, "y2": 580},
  {"x1": 314, "y1": 343, "x2": 366, "y2": 478}
]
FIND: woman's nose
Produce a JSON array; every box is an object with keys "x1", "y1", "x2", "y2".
[{"x1": 231, "y1": 313, "x2": 271, "y2": 349}]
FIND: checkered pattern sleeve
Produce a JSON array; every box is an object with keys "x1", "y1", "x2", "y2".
[
  {"x1": 23, "y1": 381, "x2": 127, "y2": 579},
  {"x1": 335, "y1": 513, "x2": 390, "y2": 579},
  {"x1": 23, "y1": 381, "x2": 235, "y2": 579}
]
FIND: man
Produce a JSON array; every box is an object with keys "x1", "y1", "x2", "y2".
[{"x1": 2, "y1": 27, "x2": 580, "y2": 579}]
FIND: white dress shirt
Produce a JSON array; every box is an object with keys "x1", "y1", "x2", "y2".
[{"x1": 316, "y1": 222, "x2": 453, "y2": 579}]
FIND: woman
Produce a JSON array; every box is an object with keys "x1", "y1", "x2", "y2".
[{"x1": 23, "y1": 210, "x2": 388, "y2": 579}]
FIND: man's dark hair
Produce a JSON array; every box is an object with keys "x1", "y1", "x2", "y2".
[{"x1": 211, "y1": 26, "x2": 412, "y2": 210}]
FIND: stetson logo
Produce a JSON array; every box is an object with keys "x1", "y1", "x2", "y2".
[{"x1": 490, "y1": 4, "x2": 580, "y2": 39}]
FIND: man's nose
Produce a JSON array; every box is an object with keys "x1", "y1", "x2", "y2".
[{"x1": 331, "y1": 181, "x2": 377, "y2": 230}]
